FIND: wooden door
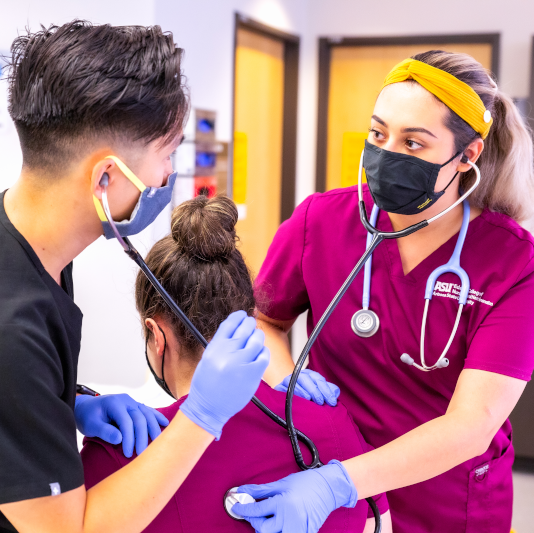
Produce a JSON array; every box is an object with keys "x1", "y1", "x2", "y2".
[
  {"x1": 233, "y1": 28, "x2": 285, "y2": 275},
  {"x1": 326, "y1": 43, "x2": 493, "y2": 191}
]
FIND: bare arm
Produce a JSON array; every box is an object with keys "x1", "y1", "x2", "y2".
[
  {"x1": 256, "y1": 312, "x2": 295, "y2": 386},
  {"x1": 343, "y1": 369, "x2": 526, "y2": 499},
  {"x1": 0, "y1": 411, "x2": 213, "y2": 533}
]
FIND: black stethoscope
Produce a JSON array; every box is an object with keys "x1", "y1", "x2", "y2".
[
  {"x1": 97, "y1": 150, "x2": 481, "y2": 532},
  {"x1": 97, "y1": 181, "x2": 367, "y2": 524}
]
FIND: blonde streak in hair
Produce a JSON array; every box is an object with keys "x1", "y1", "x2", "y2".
[
  {"x1": 429, "y1": 51, "x2": 534, "y2": 223},
  {"x1": 475, "y1": 90, "x2": 534, "y2": 223}
]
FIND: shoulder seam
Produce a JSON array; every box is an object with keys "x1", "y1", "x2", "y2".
[
  {"x1": 480, "y1": 212, "x2": 534, "y2": 249},
  {"x1": 479, "y1": 214, "x2": 534, "y2": 286},
  {"x1": 313, "y1": 187, "x2": 359, "y2": 199}
]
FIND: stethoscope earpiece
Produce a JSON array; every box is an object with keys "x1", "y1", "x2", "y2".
[{"x1": 100, "y1": 172, "x2": 109, "y2": 187}]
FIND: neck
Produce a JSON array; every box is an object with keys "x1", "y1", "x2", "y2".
[
  {"x1": 165, "y1": 353, "x2": 197, "y2": 400},
  {"x1": 4, "y1": 169, "x2": 103, "y2": 284},
  {"x1": 387, "y1": 189, "x2": 482, "y2": 275}
]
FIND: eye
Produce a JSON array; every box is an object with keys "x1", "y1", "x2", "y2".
[
  {"x1": 405, "y1": 139, "x2": 423, "y2": 150},
  {"x1": 368, "y1": 128, "x2": 385, "y2": 141}
]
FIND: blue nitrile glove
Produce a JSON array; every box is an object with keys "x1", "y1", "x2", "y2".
[
  {"x1": 233, "y1": 460, "x2": 357, "y2": 533},
  {"x1": 75, "y1": 394, "x2": 169, "y2": 458},
  {"x1": 180, "y1": 310, "x2": 270, "y2": 440},
  {"x1": 274, "y1": 369, "x2": 340, "y2": 406}
]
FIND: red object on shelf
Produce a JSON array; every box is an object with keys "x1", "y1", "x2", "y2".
[{"x1": 194, "y1": 176, "x2": 217, "y2": 198}]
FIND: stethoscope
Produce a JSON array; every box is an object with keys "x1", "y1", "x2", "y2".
[
  {"x1": 352, "y1": 199, "x2": 471, "y2": 372},
  {"x1": 96, "y1": 176, "x2": 382, "y2": 527},
  {"x1": 98, "y1": 151, "x2": 479, "y2": 533}
]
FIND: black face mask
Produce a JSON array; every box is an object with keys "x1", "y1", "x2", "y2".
[
  {"x1": 363, "y1": 140, "x2": 461, "y2": 215},
  {"x1": 145, "y1": 326, "x2": 176, "y2": 400}
]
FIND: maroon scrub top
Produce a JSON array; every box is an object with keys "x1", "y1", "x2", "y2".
[
  {"x1": 81, "y1": 381, "x2": 388, "y2": 532},
  {"x1": 256, "y1": 184, "x2": 534, "y2": 533}
]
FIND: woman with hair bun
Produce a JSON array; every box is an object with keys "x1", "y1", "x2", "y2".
[
  {"x1": 80, "y1": 195, "x2": 393, "y2": 533},
  {"x1": 234, "y1": 50, "x2": 534, "y2": 533}
]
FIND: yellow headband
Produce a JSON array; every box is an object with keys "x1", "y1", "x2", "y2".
[{"x1": 382, "y1": 58, "x2": 492, "y2": 139}]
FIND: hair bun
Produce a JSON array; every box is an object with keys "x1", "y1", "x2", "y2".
[{"x1": 171, "y1": 195, "x2": 238, "y2": 260}]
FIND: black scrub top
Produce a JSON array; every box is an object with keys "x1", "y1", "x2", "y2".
[{"x1": 0, "y1": 191, "x2": 84, "y2": 532}]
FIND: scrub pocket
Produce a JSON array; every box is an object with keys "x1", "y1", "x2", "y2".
[{"x1": 466, "y1": 440, "x2": 514, "y2": 533}]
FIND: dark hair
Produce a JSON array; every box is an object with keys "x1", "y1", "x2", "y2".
[
  {"x1": 410, "y1": 50, "x2": 534, "y2": 221},
  {"x1": 7, "y1": 20, "x2": 188, "y2": 173},
  {"x1": 135, "y1": 195, "x2": 256, "y2": 359}
]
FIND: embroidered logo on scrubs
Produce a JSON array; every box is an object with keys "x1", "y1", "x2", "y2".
[
  {"x1": 433, "y1": 283, "x2": 494, "y2": 307},
  {"x1": 50, "y1": 483, "x2": 61, "y2": 496}
]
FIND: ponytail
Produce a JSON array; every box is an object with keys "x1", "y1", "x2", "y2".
[{"x1": 413, "y1": 50, "x2": 534, "y2": 222}]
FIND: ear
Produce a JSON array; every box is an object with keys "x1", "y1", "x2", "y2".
[
  {"x1": 91, "y1": 157, "x2": 118, "y2": 200},
  {"x1": 145, "y1": 318, "x2": 166, "y2": 359},
  {"x1": 456, "y1": 137, "x2": 484, "y2": 173}
]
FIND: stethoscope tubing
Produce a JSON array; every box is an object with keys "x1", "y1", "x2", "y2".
[
  {"x1": 101, "y1": 187, "x2": 324, "y2": 466},
  {"x1": 101, "y1": 148, "x2": 479, "y2": 533},
  {"x1": 286, "y1": 155, "x2": 480, "y2": 455},
  {"x1": 283, "y1": 150, "x2": 480, "y2": 532}
]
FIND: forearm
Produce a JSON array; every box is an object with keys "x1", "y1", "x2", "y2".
[
  {"x1": 1, "y1": 412, "x2": 214, "y2": 533},
  {"x1": 344, "y1": 410, "x2": 492, "y2": 499},
  {"x1": 256, "y1": 317, "x2": 294, "y2": 386},
  {"x1": 83, "y1": 411, "x2": 213, "y2": 533}
]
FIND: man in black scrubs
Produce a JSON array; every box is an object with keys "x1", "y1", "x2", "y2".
[{"x1": 0, "y1": 20, "x2": 269, "y2": 533}]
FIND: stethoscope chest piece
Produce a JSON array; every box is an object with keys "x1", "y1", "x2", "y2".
[
  {"x1": 351, "y1": 309, "x2": 380, "y2": 337},
  {"x1": 224, "y1": 487, "x2": 256, "y2": 521}
]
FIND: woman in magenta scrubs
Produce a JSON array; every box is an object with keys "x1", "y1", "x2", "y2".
[{"x1": 234, "y1": 50, "x2": 534, "y2": 532}]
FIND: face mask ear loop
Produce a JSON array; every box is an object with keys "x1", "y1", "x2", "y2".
[
  {"x1": 99, "y1": 173, "x2": 131, "y2": 253},
  {"x1": 428, "y1": 159, "x2": 480, "y2": 224},
  {"x1": 158, "y1": 325, "x2": 175, "y2": 399},
  {"x1": 439, "y1": 171, "x2": 460, "y2": 194},
  {"x1": 144, "y1": 325, "x2": 176, "y2": 400},
  {"x1": 437, "y1": 151, "x2": 469, "y2": 194}
]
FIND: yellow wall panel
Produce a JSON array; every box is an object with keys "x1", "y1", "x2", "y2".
[{"x1": 234, "y1": 28, "x2": 285, "y2": 274}]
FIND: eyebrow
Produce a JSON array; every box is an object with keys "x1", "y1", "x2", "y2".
[
  {"x1": 371, "y1": 115, "x2": 437, "y2": 139},
  {"x1": 401, "y1": 127, "x2": 437, "y2": 139},
  {"x1": 371, "y1": 115, "x2": 387, "y2": 127}
]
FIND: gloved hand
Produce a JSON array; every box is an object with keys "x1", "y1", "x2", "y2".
[
  {"x1": 275, "y1": 369, "x2": 340, "y2": 406},
  {"x1": 233, "y1": 460, "x2": 357, "y2": 533},
  {"x1": 75, "y1": 394, "x2": 169, "y2": 458},
  {"x1": 180, "y1": 310, "x2": 270, "y2": 440}
]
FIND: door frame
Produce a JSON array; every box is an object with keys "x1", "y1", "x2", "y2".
[
  {"x1": 232, "y1": 12, "x2": 300, "y2": 222},
  {"x1": 315, "y1": 33, "x2": 501, "y2": 192},
  {"x1": 527, "y1": 35, "x2": 534, "y2": 133}
]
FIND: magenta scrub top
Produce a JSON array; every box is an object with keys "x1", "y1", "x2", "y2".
[
  {"x1": 81, "y1": 381, "x2": 388, "y2": 532},
  {"x1": 256, "y1": 184, "x2": 534, "y2": 533}
]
